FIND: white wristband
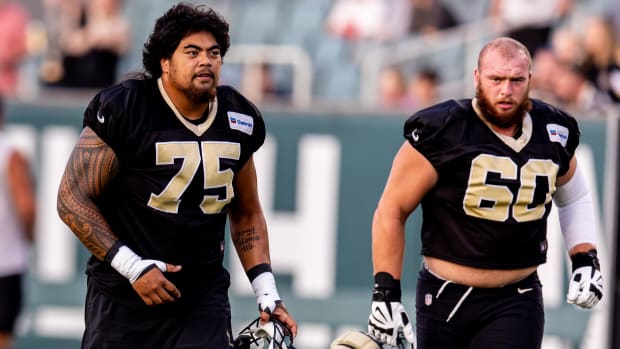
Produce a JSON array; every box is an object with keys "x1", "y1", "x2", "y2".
[
  {"x1": 251, "y1": 272, "x2": 281, "y2": 313},
  {"x1": 110, "y1": 245, "x2": 167, "y2": 283}
]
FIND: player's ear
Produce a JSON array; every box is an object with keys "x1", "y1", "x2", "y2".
[{"x1": 161, "y1": 58, "x2": 170, "y2": 74}]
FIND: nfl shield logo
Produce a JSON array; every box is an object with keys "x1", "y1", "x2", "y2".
[{"x1": 425, "y1": 293, "x2": 433, "y2": 306}]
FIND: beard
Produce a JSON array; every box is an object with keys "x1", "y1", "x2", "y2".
[
  {"x1": 183, "y1": 84, "x2": 214, "y2": 104},
  {"x1": 475, "y1": 85, "x2": 532, "y2": 128},
  {"x1": 169, "y1": 70, "x2": 216, "y2": 104},
  {"x1": 181, "y1": 80, "x2": 216, "y2": 104}
]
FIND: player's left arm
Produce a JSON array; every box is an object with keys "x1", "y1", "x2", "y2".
[
  {"x1": 229, "y1": 156, "x2": 297, "y2": 336},
  {"x1": 554, "y1": 155, "x2": 602, "y2": 309}
]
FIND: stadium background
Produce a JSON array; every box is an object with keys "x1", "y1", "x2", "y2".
[{"x1": 5, "y1": 0, "x2": 620, "y2": 348}]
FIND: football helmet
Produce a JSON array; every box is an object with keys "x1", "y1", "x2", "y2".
[
  {"x1": 233, "y1": 317, "x2": 296, "y2": 349},
  {"x1": 331, "y1": 331, "x2": 414, "y2": 349}
]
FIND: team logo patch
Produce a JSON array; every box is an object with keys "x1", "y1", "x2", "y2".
[
  {"x1": 425, "y1": 293, "x2": 433, "y2": 306},
  {"x1": 227, "y1": 112, "x2": 254, "y2": 135},
  {"x1": 546, "y1": 123, "x2": 569, "y2": 147}
]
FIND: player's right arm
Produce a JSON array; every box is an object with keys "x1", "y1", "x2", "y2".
[
  {"x1": 369, "y1": 141, "x2": 437, "y2": 346},
  {"x1": 57, "y1": 127, "x2": 120, "y2": 259},
  {"x1": 57, "y1": 126, "x2": 181, "y2": 305},
  {"x1": 372, "y1": 142, "x2": 437, "y2": 278}
]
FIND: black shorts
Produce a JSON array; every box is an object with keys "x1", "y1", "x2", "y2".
[
  {"x1": 81, "y1": 268, "x2": 233, "y2": 349},
  {"x1": 415, "y1": 266, "x2": 544, "y2": 349},
  {"x1": 0, "y1": 273, "x2": 23, "y2": 334}
]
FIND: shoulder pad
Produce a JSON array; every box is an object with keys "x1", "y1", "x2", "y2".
[{"x1": 120, "y1": 79, "x2": 146, "y2": 90}]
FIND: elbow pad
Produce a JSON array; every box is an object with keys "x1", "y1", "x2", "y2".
[{"x1": 553, "y1": 166, "x2": 597, "y2": 250}]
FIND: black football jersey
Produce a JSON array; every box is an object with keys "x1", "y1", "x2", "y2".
[
  {"x1": 404, "y1": 98, "x2": 580, "y2": 269},
  {"x1": 82, "y1": 78, "x2": 265, "y2": 301}
]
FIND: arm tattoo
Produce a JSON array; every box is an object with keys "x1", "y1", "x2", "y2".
[
  {"x1": 232, "y1": 226, "x2": 262, "y2": 253},
  {"x1": 57, "y1": 127, "x2": 120, "y2": 260}
]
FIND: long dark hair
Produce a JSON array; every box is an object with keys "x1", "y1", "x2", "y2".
[{"x1": 137, "y1": 3, "x2": 230, "y2": 79}]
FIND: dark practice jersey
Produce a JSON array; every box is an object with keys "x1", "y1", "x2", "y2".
[
  {"x1": 404, "y1": 98, "x2": 580, "y2": 269},
  {"x1": 82, "y1": 78, "x2": 265, "y2": 304}
]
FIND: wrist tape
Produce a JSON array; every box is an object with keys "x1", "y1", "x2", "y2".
[
  {"x1": 107, "y1": 242, "x2": 165, "y2": 283},
  {"x1": 251, "y1": 271, "x2": 280, "y2": 300}
]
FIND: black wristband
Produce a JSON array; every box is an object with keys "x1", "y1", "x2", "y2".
[
  {"x1": 372, "y1": 272, "x2": 402, "y2": 302},
  {"x1": 570, "y1": 249, "x2": 600, "y2": 271},
  {"x1": 103, "y1": 240, "x2": 124, "y2": 264},
  {"x1": 246, "y1": 263, "x2": 272, "y2": 282}
]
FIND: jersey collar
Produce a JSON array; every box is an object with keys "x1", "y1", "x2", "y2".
[
  {"x1": 472, "y1": 98, "x2": 532, "y2": 153},
  {"x1": 157, "y1": 78, "x2": 218, "y2": 136}
]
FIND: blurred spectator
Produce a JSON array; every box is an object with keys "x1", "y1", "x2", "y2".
[
  {"x1": 40, "y1": 0, "x2": 130, "y2": 89},
  {"x1": 407, "y1": 0, "x2": 460, "y2": 35},
  {"x1": 552, "y1": 62, "x2": 615, "y2": 117},
  {"x1": 489, "y1": 0, "x2": 572, "y2": 55},
  {"x1": 0, "y1": 0, "x2": 30, "y2": 97},
  {"x1": 530, "y1": 48, "x2": 562, "y2": 103},
  {"x1": 0, "y1": 95, "x2": 36, "y2": 349},
  {"x1": 377, "y1": 66, "x2": 412, "y2": 110},
  {"x1": 240, "y1": 63, "x2": 292, "y2": 106},
  {"x1": 579, "y1": 15, "x2": 620, "y2": 102},
  {"x1": 550, "y1": 26, "x2": 586, "y2": 68},
  {"x1": 407, "y1": 67, "x2": 439, "y2": 109},
  {"x1": 325, "y1": 0, "x2": 406, "y2": 42}
]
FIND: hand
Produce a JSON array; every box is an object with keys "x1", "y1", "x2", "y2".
[
  {"x1": 108, "y1": 244, "x2": 182, "y2": 305},
  {"x1": 567, "y1": 250, "x2": 603, "y2": 309},
  {"x1": 132, "y1": 264, "x2": 182, "y2": 306},
  {"x1": 368, "y1": 301, "x2": 416, "y2": 347},
  {"x1": 262, "y1": 301, "x2": 297, "y2": 338}
]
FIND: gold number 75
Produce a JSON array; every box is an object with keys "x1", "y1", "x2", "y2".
[{"x1": 147, "y1": 141, "x2": 241, "y2": 214}]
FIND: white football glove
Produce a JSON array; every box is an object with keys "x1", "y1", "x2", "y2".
[
  {"x1": 368, "y1": 301, "x2": 416, "y2": 347},
  {"x1": 567, "y1": 250, "x2": 603, "y2": 309}
]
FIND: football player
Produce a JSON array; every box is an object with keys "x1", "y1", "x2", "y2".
[
  {"x1": 0, "y1": 95, "x2": 36, "y2": 349},
  {"x1": 368, "y1": 37, "x2": 602, "y2": 348},
  {"x1": 57, "y1": 4, "x2": 296, "y2": 348}
]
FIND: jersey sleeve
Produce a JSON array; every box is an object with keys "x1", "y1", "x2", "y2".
[
  {"x1": 533, "y1": 100, "x2": 581, "y2": 176},
  {"x1": 219, "y1": 85, "x2": 266, "y2": 160},
  {"x1": 83, "y1": 83, "x2": 133, "y2": 162},
  {"x1": 246, "y1": 100, "x2": 266, "y2": 155},
  {"x1": 558, "y1": 109, "x2": 580, "y2": 157},
  {"x1": 403, "y1": 100, "x2": 462, "y2": 168},
  {"x1": 556, "y1": 110, "x2": 580, "y2": 177}
]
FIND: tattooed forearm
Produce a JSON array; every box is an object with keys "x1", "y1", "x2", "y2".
[
  {"x1": 232, "y1": 226, "x2": 261, "y2": 252},
  {"x1": 57, "y1": 127, "x2": 120, "y2": 260}
]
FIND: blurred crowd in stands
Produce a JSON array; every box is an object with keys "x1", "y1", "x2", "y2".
[{"x1": 2, "y1": 0, "x2": 620, "y2": 118}]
